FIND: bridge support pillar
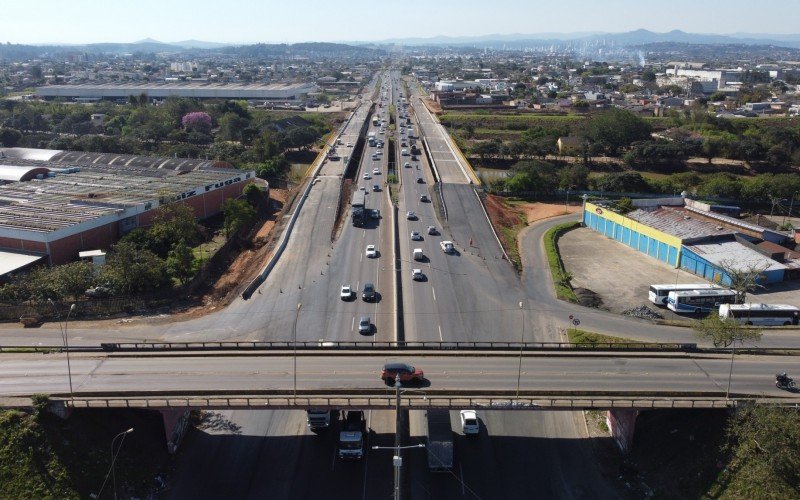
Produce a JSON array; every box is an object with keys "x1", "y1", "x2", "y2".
[
  {"x1": 161, "y1": 409, "x2": 191, "y2": 454},
  {"x1": 607, "y1": 409, "x2": 639, "y2": 453}
]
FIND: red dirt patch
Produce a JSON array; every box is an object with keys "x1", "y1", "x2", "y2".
[
  {"x1": 484, "y1": 194, "x2": 525, "y2": 229},
  {"x1": 516, "y1": 202, "x2": 581, "y2": 224}
]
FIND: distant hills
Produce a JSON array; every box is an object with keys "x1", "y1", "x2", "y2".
[{"x1": 364, "y1": 29, "x2": 800, "y2": 49}]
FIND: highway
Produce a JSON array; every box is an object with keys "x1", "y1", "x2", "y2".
[{"x1": 5, "y1": 72, "x2": 799, "y2": 498}]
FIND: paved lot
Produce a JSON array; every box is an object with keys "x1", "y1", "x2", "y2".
[{"x1": 559, "y1": 227, "x2": 800, "y2": 315}]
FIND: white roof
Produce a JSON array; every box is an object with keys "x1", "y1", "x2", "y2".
[
  {"x1": 0, "y1": 250, "x2": 46, "y2": 277},
  {"x1": 685, "y1": 240, "x2": 786, "y2": 273}
]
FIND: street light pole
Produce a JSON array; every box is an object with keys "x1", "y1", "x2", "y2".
[
  {"x1": 48, "y1": 300, "x2": 76, "y2": 402},
  {"x1": 293, "y1": 303, "x2": 302, "y2": 399},
  {"x1": 726, "y1": 338, "x2": 737, "y2": 399},
  {"x1": 394, "y1": 374, "x2": 402, "y2": 500},
  {"x1": 516, "y1": 301, "x2": 524, "y2": 399},
  {"x1": 97, "y1": 427, "x2": 134, "y2": 500}
]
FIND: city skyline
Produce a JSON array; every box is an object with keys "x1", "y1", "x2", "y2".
[{"x1": 3, "y1": 0, "x2": 798, "y2": 45}]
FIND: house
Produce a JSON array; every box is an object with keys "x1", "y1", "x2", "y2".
[{"x1": 557, "y1": 136, "x2": 583, "y2": 155}]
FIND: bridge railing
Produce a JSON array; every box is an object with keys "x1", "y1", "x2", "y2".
[
  {"x1": 59, "y1": 394, "x2": 789, "y2": 411},
  {"x1": 93, "y1": 340, "x2": 699, "y2": 352}
]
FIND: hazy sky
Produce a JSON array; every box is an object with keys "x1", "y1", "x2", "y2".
[{"x1": 4, "y1": 0, "x2": 798, "y2": 44}]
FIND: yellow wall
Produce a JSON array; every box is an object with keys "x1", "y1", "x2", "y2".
[{"x1": 584, "y1": 202, "x2": 682, "y2": 248}]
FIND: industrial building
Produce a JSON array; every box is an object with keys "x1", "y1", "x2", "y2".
[
  {"x1": 35, "y1": 82, "x2": 317, "y2": 101},
  {"x1": 0, "y1": 148, "x2": 257, "y2": 275},
  {"x1": 582, "y1": 197, "x2": 798, "y2": 285}
]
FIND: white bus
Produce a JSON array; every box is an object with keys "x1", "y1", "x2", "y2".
[
  {"x1": 719, "y1": 303, "x2": 800, "y2": 326},
  {"x1": 648, "y1": 284, "x2": 722, "y2": 306},
  {"x1": 667, "y1": 289, "x2": 737, "y2": 314}
]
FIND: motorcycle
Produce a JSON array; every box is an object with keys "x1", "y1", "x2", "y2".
[{"x1": 775, "y1": 374, "x2": 796, "y2": 390}]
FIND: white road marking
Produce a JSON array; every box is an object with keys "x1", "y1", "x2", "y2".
[
  {"x1": 460, "y1": 463, "x2": 466, "y2": 496},
  {"x1": 431, "y1": 286, "x2": 436, "y2": 302},
  {"x1": 351, "y1": 315, "x2": 356, "y2": 331},
  {"x1": 438, "y1": 324, "x2": 443, "y2": 342}
]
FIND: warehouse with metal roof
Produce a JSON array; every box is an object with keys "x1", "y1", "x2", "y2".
[
  {"x1": 0, "y1": 148, "x2": 257, "y2": 268},
  {"x1": 35, "y1": 82, "x2": 318, "y2": 101},
  {"x1": 582, "y1": 198, "x2": 796, "y2": 284}
]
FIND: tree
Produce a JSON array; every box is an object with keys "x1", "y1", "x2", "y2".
[
  {"x1": 693, "y1": 312, "x2": 762, "y2": 347},
  {"x1": 181, "y1": 111, "x2": 212, "y2": 133},
  {"x1": 558, "y1": 164, "x2": 589, "y2": 191},
  {"x1": 166, "y1": 240, "x2": 195, "y2": 285},
  {"x1": 101, "y1": 240, "x2": 170, "y2": 295},
  {"x1": 243, "y1": 183, "x2": 264, "y2": 206},
  {"x1": 0, "y1": 127, "x2": 22, "y2": 147},
  {"x1": 717, "y1": 259, "x2": 769, "y2": 304},
  {"x1": 147, "y1": 203, "x2": 203, "y2": 257},
  {"x1": 723, "y1": 404, "x2": 800, "y2": 497},
  {"x1": 584, "y1": 108, "x2": 652, "y2": 156},
  {"x1": 222, "y1": 199, "x2": 256, "y2": 238},
  {"x1": 591, "y1": 171, "x2": 651, "y2": 193}
]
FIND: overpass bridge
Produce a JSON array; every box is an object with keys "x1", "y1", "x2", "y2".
[{"x1": 3, "y1": 346, "x2": 797, "y2": 451}]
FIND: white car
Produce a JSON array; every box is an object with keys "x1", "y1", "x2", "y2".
[
  {"x1": 340, "y1": 285, "x2": 352, "y2": 300},
  {"x1": 406, "y1": 211, "x2": 417, "y2": 220},
  {"x1": 411, "y1": 269, "x2": 424, "y2": 281},
  {"x1": 460, "y1": 410, "x2": 479, "y2": 435},
  {"x1": 372, "y1": 168, "x2": 380, "y2": 175},
  {"x1": 365, "y1": 244, "x2": 377, "y2": 258},
  {"x1": 363, "y1": 173, "x2": 371, "y2": 179},
  {"x1": 404, "y1": 162, "x2": 411, "y2": 168},
  {"x1": 346, "y1": 142, "x2": 352, "y2": 147},
  {"x1": 410, "y1": 231, "x2": 422, "y2": 241}
]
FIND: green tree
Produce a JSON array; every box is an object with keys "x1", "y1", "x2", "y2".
[
  {"x1": 222, "y1": 199, "x2": 257, "y2": 237},
  {"x1": 50, "y1": 261, "x2": 95, "y2": 300},
  {"x1": 166, "y1": 240, "x2": 195, "y2": 285},
  {"x1": 558, "y1": 164, "x2": 589, "y2": 190},
  {"x1": 723, "y1": 404, "x2": 800, "y2": 497},
  {"x1": 243, "y1": 183, "x2": 264, "y2": 205},
  {"x1": 101, "y1": 241, "x2": 170, "y2": 295},
  {"x1": 591, "y1": 171, "x2": 651, "y2": 193},
  {"x1": 147, "y1": 203, "x2": 203, "y2": 257},
  {"x1": 585, "y1": 108, "x2": 652, "y2": 156},
  {"x1": 0, "y1": 128, "x2": 22, "y2": 147},
  {"x1": 697, "y1": 173, "x2": 743, "y2": 199},
  {"x1": 693, "y1": 313, "x2": 762, "y2": 347}
]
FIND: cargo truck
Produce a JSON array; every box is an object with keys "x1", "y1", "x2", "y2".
[
  {"x1": 425, "y1": 409, "x2": 454, "y2": 471},
  {"x1": 338, "y1": 410, "x2": 366, "y2": 459},
  {"x1": 306, "y1": 409, "x2": 336, "y2": 431}
]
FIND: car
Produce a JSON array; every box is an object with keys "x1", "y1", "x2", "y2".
[
  {"x1": 358, "y1": 316, "x2": 372, "y2": 335},
  {"x1": 381, "y1": 362, "x2": 424, "y2": 384},
  {"x1": 427, "y1": 226, "x2": 438, "y2": 235},
  {"x1": 376, "y1": 150, "x2": 383, "y2": 155},
  {"x1": 371, "y1": 154, "x2": 378, "y2": 160},
  {"x1": 370, "y1": 209, "x2": 381, "y2": 219},
  {"x1": 346, "y1": 142, "x2": 352, "y2": 147},
  {"x1": 401, "y1": 142, "x2": 407, "y2": 147},
  {"x1": 460, "y1": 410, "x2": 479, "y2": 435},
  {"x1": 411, "y1": 155, "x2": 418, "y2": 161},
  {"x1": 362, "y1": 282, "x2": 376, "y2": 301},
  {"x1": 411, "y1": 269, "x2": 424, "y2": 281},
  {"x1": 340, "y1": 285, "x2": 352, "y2": 300},
  {"x1": 404, "y1": 162, "x2": 411, "y2": 168},
  {"x1": 416, "y1": 178, "x2": 424, "y2": 184},
  {"x1": 372, "y1": 168, "x2": 380, "y2": 174},
  {"x1": 401, "y1": 149, "x2": 409, "y2": 156},
  {"x1": 363, "y1": 173, "x2": 371, "y2": 180},
  {"x1": 373, "y1": 184, "x2": 381, "y2": 192},
  {"x1": 365, "y1": 244, "x2": 377, "y2": 258},
  {"x1": 410, "y1": 231, "x2": 422, "y2": 241},
  {"x1": 406, "y1": 211, "x2": 417, "y2": 220},
  {"x1": 420, "y1": 194, "x2": 428, "y2": 202}
]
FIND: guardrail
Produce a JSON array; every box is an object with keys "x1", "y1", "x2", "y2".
[
  {"x1": 57, "y1": 394, "x2": 796, "y2": 411},
  {"x1": 0, "y1": 340, "x2": 705, "y2": 353}
]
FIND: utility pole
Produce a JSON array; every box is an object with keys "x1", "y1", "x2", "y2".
[
  {"x1": 293, "y1": 303, "x2": 302, "y2": 398},
  {"x1": 394, "y1": 374, "x2": 401, "y2": 500},
  {"x1": 516, "y1": 301, "x2": 524, "y2": 399}
]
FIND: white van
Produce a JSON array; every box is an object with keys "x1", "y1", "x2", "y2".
[{"x1": 413, "y1": 248, "x2": 424, "y2": 261}]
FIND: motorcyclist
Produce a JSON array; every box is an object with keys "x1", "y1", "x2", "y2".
[{"x1": 776, "y1": 372, "x2": 792, "y2": 385}]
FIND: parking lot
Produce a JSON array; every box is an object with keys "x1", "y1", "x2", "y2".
[{"x1": 558, "y1": 227, "x2": 800, "y2": 316}]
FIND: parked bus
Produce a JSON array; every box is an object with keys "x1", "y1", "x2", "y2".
[
  {"x1": 667, "y1": 289, "x2": 737, "y2": 314},
  {"x1": 719, "y1": 303, "x2": 800, "y2": 326},
  {"x1": 648, "y1": 284, "x2": 722, "y2": 306}
]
